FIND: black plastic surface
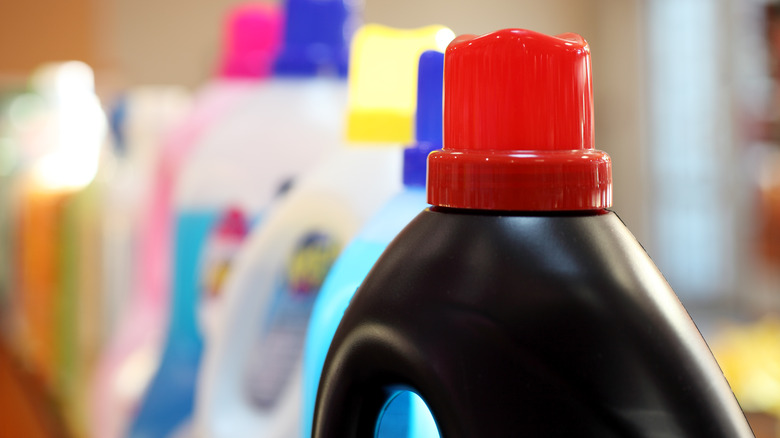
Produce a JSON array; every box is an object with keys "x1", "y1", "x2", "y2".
[{"x1": 313, "y1": 208, "x2": 754, "y2": 437}]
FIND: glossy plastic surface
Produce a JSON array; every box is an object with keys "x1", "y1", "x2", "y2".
[
  {"x1": 428, "y1": 29, "x2": 611, "y2": 210},
  {"x1": 218, "y1": 4, "x2": 282, "y2": 79},
  {"x1": 313, "y1": 209, "x2": 754, "y2": 438},
  {"x1": 403, "y1": 51, "x2": 443, "y2": 188}
]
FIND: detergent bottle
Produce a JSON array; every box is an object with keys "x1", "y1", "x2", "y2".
[
  {"x1": 313, "y1": 29, "x2": 755, "y2": 438},
  {"x1": 101, "y1": 87, "x2": 191, "y2": 339},
  {"x1": 91, "y1": 6, "x2": 281, "y2": 438},
  {"x1": 14, "y1": 62, "x2": 106, "y2": 394},
  {"x1": 58, "y1": 163, "x2": 105, "y2": 437},
  {"x1": 7, "y1": 62, "x2": 108, "y2": 438},
  {"x1": 0, "y1": 90, "x2": 36, "y2": 343},
  {"x1": 301, "y1": 50, "x2": 444, "y2": 438},
  {"x1": 192, "y1": 24, "x2": 453, "y2": 438},
  {"x1": 127, "y1": 0, "x2": 357, "y2": 435},
  {"x1": 84, "y1": 87, "x2": 190, "y2": 438},
  {"x1": 0, "y1": 92, "x2": 19, "y2": 326}
]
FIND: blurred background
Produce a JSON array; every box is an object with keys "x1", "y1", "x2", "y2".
[{"x1": 1, "y1": 0, "x2": 779, "y2": 436}]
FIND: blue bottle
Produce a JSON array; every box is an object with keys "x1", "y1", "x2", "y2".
[{"x1": 301, "y1": 50, "x2": 444, "y2": 438}]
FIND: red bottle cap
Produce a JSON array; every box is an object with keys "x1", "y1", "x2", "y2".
[{"x1": 427, "y1": 29, "x2": 612, "y2": 211}]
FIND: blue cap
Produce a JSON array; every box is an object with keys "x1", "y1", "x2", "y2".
[
  {"x1": 403, "y1": 50, "x2": 444, "y2": 188},
  {"x1": 272, "y1": 0, "x2": 356, "y2": 77}
]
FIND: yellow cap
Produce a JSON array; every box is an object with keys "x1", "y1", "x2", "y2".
[{"x1": 347, "y1": 24, "x2": 455, "y2": 144}]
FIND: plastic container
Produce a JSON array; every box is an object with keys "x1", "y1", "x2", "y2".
[
  {"x1": 301, "y1": 50, "x2": 444, "y2": 438},
  {"x1": 0, "y1": 90, "x2": 40, "y2": 344},
  {"x1": 313, "y1": 29, "x2": 756, "y2": 438},
  {"x1": 10, "y1": 62, "x2": 108, "y2": 437},
  {"x1": 101, "y1": 87, "x2": 192, "y2": 339},
  {"x1": 0, "y1": 92, "x2": 21, "y2": 331},
  {"x1": 15, "y1": 62, "x2": 106, "y2": 388},
  {"x1": 192, "y1": 24, "x2": 452, "y2": 438},
  {"x1": 59, "y1": 174, "x2": 104, "y2": 437},
  {"x1": 90, "y1": 6, "x2": 281, "y2": 438},
  {"x1": 126, "y1": 1, "x2": 354, "y2": 436}
]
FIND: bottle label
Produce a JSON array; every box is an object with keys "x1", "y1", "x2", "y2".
[
  {"x1": 243, "y1": 231, "x2": 341, "y2": 409},
  {"x1": 196, "y1": 208, "x2": 249, "y2": 336}
]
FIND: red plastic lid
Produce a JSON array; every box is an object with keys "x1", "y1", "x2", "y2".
[{"x1": 427, "y1": 29, "x2": 612, "y2": 211}]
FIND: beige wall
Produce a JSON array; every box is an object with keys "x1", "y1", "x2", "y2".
[
  {"x1": 590, "y1": 1, "x2": 648, "y2": 242},
  {"x1": 99, "y1": 0, "x2": 601, "y2": 87}
]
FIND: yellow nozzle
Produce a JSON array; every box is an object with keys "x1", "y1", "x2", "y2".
[{"x1": 347, "y1": 24, "x2": 455, "y2": 144}]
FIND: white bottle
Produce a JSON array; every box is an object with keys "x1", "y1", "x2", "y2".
[
  {"x1": 101, "y1": 86, "x2": 191, "y2": 339},
  {"x1": 128, "y1": 1, "x2": 352, "y2": 436},
  {"x1": 193, "y1": 23, "x2": 453, "y2": 438},
  {"x1": 93, "y1": 6, "x2": 282, "y2": 438}
]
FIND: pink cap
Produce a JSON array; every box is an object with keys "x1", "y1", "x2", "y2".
[{"x1": 218, "y1": 3, "x2": 283, "y2": 79}]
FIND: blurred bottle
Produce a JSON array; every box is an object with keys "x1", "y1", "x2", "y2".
[
  {"x1": 101, "y1": 87, "x2": 191, "y2": 341},
  {"x1": 59, "y1": 173, "x2": 103, "y2": 437},
  {"x1": 0, "y1": 336, "x2": 70, "y2": 438},
  {"x1": 89, "y1": 5, "x2": 281, "y2": 438},
  {"x1": 301, "y1": 50, "x2": 446, "y2": 438},
  {"x1": 0, "y1": 90, "x2": 30, "y2": 343},
  {"x1": 0, "y1": 117, "x2": 73, "y2": 432},
  {"x1": 711, "y1": 318, "x2": 780, "y2": 422},
  {"x1": 192, "y1": 23, "x2": 451, "y2": 438},
  {"x1": 130, "y1": 0, "x2": 356, "y2": 432},
  {"x1": 12, "y1": 61, "x2": 108, "y2": 437}
]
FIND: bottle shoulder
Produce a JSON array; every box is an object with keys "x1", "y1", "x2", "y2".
[{"x1": 357, "y1": 209, "x2": 675, "y2": 323}]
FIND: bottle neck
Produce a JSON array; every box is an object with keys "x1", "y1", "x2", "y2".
[{"x1": 428, "y1": 206, "x2": 612, "y2": 217}]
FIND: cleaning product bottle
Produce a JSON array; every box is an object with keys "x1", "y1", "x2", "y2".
[
  {"x1": 301, "y1": 50, "x2": 444, "y2": 438},
  {"x1": 0, "y1": 90, "x2": 37, "y2": 344},
  {"x1": 192, "y1": 24, "x2": 453, "y2": 438},
  {"x1": 0, "y1": 91, "x2": 21, "y2": 331},
  {"x1": 6, "y1": 61, "x2": 108, "y2": 438},
  {"x1": 313, "y1": 29, "x2": 755, "y2": 438},
  {"x1": 71, "y1": 87, "x2": 190, "y2": 438},
  {"x1": 59, "y1": 171, "x2": 105, "y2": 437},
  {"x1": 90, "y1": 6, "x2": 281, "y2": 438},
  {"x1": 14, "y1": 62, "x2": 106, "y2": 398},
  {"x1": 127, "y1": 1, "x2": 353, "y2": 435},
  {"x1": 101, "y1": 87, "x2": 191, "y2": 339},
  {"x1": 63, "y1": 88, "x2": 191, "y2": 436}
]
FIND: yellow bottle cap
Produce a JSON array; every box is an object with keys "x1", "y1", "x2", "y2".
[{"x1": 347, "y1": 24, "x2": 455, "y2": 144}]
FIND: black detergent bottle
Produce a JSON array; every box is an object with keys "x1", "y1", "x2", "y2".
[{"x1": 312, "y1": 29, "x2": 754, "y2": 438}]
